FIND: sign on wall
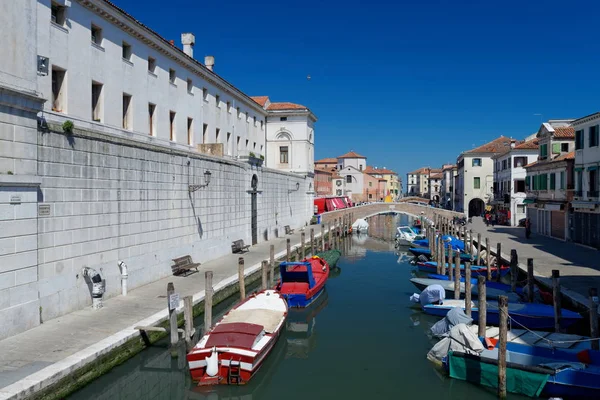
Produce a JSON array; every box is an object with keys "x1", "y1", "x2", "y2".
[{"x1": 38, "y1": 204, "x2": 51, "y2": 217}]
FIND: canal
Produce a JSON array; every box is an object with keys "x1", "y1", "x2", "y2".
[{"x1": 69, "y1": 214, "x2": 510, "y2": 400}]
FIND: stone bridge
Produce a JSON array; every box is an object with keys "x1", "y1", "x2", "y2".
[{"x1": 320, "y1": 202, "x2": 462, "y2": 224}]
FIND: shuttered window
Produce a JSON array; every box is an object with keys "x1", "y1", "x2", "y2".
[
  {"x1": 552, "y1": 143, "x2": 561, "y2": 154},
  {"x1": 550, "y1": 173, "x2": 556, "y2": 190}
]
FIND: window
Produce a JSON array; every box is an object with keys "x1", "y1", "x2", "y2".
[
  {"x1": 514, "y1": 157, "x2": 527, "y2": 168},
  {"x1": 91, "y1": 81, "x2": 103, "y2": 121},
  {"x1": 122, "y1": 41, "x2": 132, "y2": 61},
  {"x1": 237, "y1": 107, "x2": 241, "y2": 118},
  {"x1": 589, "y1": 125, "x2": 599, "y2": 147},
  {"x1": 51, "y1": 2, "x2": 66, "y2": 26},
  {"x1": 369, "y1": 182, "x2": 372, "y2": 187},
  {"x1": 514, "y1": 179, "x2": 525, "y2": 193},
  {"x1": 215, "y1": 95, "x2": 220, "y2": 107},
  {"x1": 575, "y1": 129, "x2": 584, "y2": 150},
  {"x1": 577, "y1": 171, "x2": 583, "y2": 192},
  {"x1": 560, "y1": 171, "x2": 565, "y2": 189},
  {"x1": 227, "y1": 101, "x2": 231, "y2": 113},
  {"x1": 337, "y1": 190, "x2": 343, "y2": 196},
  {"x1": 122, "y1": 93, "x2": 132, "y2": 130},
  {"x1": 280, "y1": 117, "x2": 287, "y2": 121},
  {"x1": 169, "y1": 69, "x2": 176, "y2": 84},
  {"x1": 245, "y1": 139, "x2": 249, "y2": 149},
  {"x1": 517, "y1": 204, "x2": 526, "y2": 213},
  {"x1": 187, "y1": 79, "x2": 193, "y2": 94},
  {"x1": 253, "y1": 116, "x2": 257, "y2": 126},
  {"x1": 187, "y1": 118, "x2": 193, "y2": 145},
  {"x1": 502, "y1": 160, "x2": 507, "y2": 170},
  {"x1": 359, "y1": 165, "x2": 363, "y2": 171},
  {"x1": 549, "y1": 173, "x2": 556, "y2": 190},
  {"x1": 346, "y1": 175, "x2": 352, "y2": 183},
  {"x1": 552, "y1": 142, "x2": 561, "y2": 154},
  {"x1": 148, "y1": 103, "x2": 156, "y2": 136},
  {"x1": 473, "y1": 177, "x2": 480, "y2": 189},
  {"x1": 148, "y1": 57, "x2": 156, "y2": 73},
  {"x1": 236, "y1": 136, "x2": 241, "y2": 151},
  {"x1": 280, "y1": 146, "x2": 289, "y2": 164},
  {"x1": 202, "y1": 123, "x2": 208, "y2": 144},
  {"x1": 260, "y1": 120, "x2": 264, "y2": 130},
  {"x1": 226, "y1": 132, "x2": 231, "y2": 153},
  {"x1": 169, "y1": 111, "x2": 176, "y2": 141},
  {"x1": 216, "y1": 128, "x2": 220, "y2": 142},
  {"x1": 590, "y1": 170, "x2": 598, "y2": 193},
  {"x1": 472, "y1": 158, "x2": 482, "y2": 167},
  {"x1": 540, "y1": 144, "x2": 548, "y2": 159},
  {"x1": 51, "y1": 67, "x2": 66, "y2": 112},
  {"x1": 202, "y1": 88, "x2": 208, "y2": 101},
  {"x1": 561, "y1": 143, "x2": 569, "y2": 152},
  {"x1": 91, "y1": 25, "x2": 102, "y2": 46}
]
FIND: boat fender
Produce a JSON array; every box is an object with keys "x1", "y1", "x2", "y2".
[
  {"x1": 484, "y1": 337, "x2": 495, "y2": 350},
  {"x1": 205, "y1": 347, "x2": 219, "y2": 377},
  {"x1": 576, "y1": 349, "x2": 592, "y2": 365}
]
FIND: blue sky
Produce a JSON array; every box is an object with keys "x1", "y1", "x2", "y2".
[{"x1": 118, "y1": 0, "x2": 599, "y2": 182}]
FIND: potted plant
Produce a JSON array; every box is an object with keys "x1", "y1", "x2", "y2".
[
  {"x1": 246, "y1": 152, "x2": 263, "y2": 167},
  {"x1": 62, "y1": 120, "x2": 74, "y2": 135}
]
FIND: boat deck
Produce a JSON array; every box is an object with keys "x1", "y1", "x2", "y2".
[{"x1": 469, "y1": 325, "x2": 591, "y2": 351}]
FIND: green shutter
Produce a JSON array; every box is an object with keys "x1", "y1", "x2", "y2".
[
  {"x1": 560, "y1": 171, "x2": 565, "y2": 189},
  {"x1": 525, "y1": 176, "x2": 530, "y2": 188},
  {"x1": 552, "y1": 143, "x2": 561, "y2": 154},
  {"x1": 550, "y1": 173, "x2": 556, "y2": 190}
]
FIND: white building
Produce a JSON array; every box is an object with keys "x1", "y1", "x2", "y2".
[
  {"x1": 572, "y1": 112, "x2": 600, "y2": 248},
  {"x1": 455, "y1": 136, "x2": 512, "y2": 217},
  {"x1": 491, "y1": 137, "x2": 539, "y2": 226},
  {"x1": 335, "y1": 151, "x2": 366, "y2": 200},
  {"x1": 429, "y1": 170, "x2": 442, "y2": 202},
  {"x1": 406, "y1": 170, "x2": 420, "y2": 196},
  {"x1": 440, "y1": 164, "x2": 457, "y2": 209},
  {"x1": 253, "y1": 97, "x2": 316, "y2": 175}
]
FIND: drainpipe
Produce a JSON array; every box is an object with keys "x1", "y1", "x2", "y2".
[
  {"x1": 82, "y1": 267, "x2": 104, "y2": 309},
  {"x1": 118, "y1": 260, "x2": 128, "y2": 296}
]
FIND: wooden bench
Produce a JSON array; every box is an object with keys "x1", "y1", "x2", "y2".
[
  {"x1": 171, "y1": 255, "x2": 200, "y2": 276},
  {"x1": 231, "y1": 239, "x2": 250, "y2": 253},
  {"x1": 284, "y1": 225, "x2": 295, "y2": 235}
]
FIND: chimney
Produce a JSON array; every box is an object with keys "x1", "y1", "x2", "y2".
[
  {"x1": 169, "y1": 40, "x2": 175, "y2": 46},
  {"x1": 205, "y1": 55, "x2": 215, "y2": 71},
  {"x1": 510, "y1": 139, "x2": 516, "y2": 148},
  {"x1": 181, "y1": 33, "x2": 195, "y2": 58}
]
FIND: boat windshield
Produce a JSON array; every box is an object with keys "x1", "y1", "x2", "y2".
[{"x1": 398, "y1": 227, "x2": 414, "y2": 235}]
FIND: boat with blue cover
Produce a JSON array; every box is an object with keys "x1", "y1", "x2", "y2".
[
  {"x1": 446, "y1": 340, "x2": 600, "y2": 398},
  {"x1": 276, "y1": 256, "x2": 330, "y2": 308},
  {"x1": 422, "y1": 299, "x2": 582, "y2": 330},
  {"x1": 410, "y1": 275, "x2": 522, "y2": 302},
  {"x1": 412, "y1": 235, "x2": 465, "y2": 252},
  {"x1": 416, "y1": 261, "x2": 510, "y2": 279},
  {"x1": 409, "y1": 247, "x2": 472, "y2": 262}
]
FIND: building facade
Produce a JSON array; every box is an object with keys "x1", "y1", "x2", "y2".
[
  {"x1": 491, "y1": 138, "x2": 539, "y2": 226},
  {"x1": 572, "y1": 112, "x2": 600, "y2": 248},
  {"x1": 455, "y1": 136, "x2": 512, "y2": 216},
  {"x1": 406, "y1": 170, "x2": 420, "y2": 196},
  {"x1": 314, "y1": 166, "x2": 333, "y2": 196},
  {"x1": 440, "y1": 164, "x2": 457, "y2": 209},
  {"x1": 429, "y1": 171, "x2": 442, "y2": 202}
]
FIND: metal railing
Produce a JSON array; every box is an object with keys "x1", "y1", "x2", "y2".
[{"x1": 588, "y1": 190, "x2": 599, "y2": 198}]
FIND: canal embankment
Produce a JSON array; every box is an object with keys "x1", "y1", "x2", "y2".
[{"x1": 0, "y1": 222, "x2": 346, "y2": 400}]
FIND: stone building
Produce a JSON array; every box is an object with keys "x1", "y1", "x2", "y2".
[
  {"x1": 314, "y1": 166, "x2": 333, "y2": 196},
  {"x1": 440, "y1": 164, "x2": 457, "y2": 209},
  {"x1": 572, "y1": 112, "x2": 600, "y2": 248},
  {"x1": 0, "y1": 0, "x2": 314, "y2": 339}
]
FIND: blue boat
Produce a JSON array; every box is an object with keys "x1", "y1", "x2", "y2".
[
  {"x1": 416, "y1": 261, "x2": 510, "y2": 279},
  {"x1": 446, "y1": 341, "x2": 600, "y2": 398},
  {"x1": 409, "y1": 247, "x2": 472, "y2": 262},
  {"x1": 276, "y1": 257, "x2": 330, "y2": 308},
  {"x1": 422, "y1": 299, "x2": 582, "y2": 330},
  {"x1": 426, "y1": 273, "x2": 523, "y2": 295},
  {"x1": 410, "y1": 275, "x2": 523, "y2": 302},
  {"x1": 412, "y1": 235, "x2": 465, "y2": 252}
]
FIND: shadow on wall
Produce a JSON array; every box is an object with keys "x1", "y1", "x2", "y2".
[
  {"x1": 188, "y1": 192, "x2": 204, "y2": 239},
  {"x1": 262, "y1": 228, "x2": 268, "y2": 241}
]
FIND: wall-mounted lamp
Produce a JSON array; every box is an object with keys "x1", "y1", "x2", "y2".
[
  {"x1": 288, "y1": 182, "x2": 300, "y2": 193},
  {"x1": 189, "y1": 170, "x2": 212, "y2": 192}
]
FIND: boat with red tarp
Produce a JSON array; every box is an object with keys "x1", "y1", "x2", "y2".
[
  {"x1": 186, "y1": 289, "x2": 287, "y2": 386},
  {"x1": 275, "y1": 255, "x2": 330, "y2": 308}
]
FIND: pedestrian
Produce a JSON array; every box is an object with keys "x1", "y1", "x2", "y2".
[
  {"x1": 485, "y1": 213, "x2": 491, "y2": 226},
  {"x1": 525, "y1": 218, "x2": 531, "y2": 239}
]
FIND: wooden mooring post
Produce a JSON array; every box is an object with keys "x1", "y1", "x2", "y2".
[
  {"x1": 476, "y1": 233, "x2": 482, "y2": 265},
  {"x1": 527, "y1": 258, "x2": 535, "y2": 303},
  {"x1": 270, "y1": 245, "x2": 275, "y2": 286},
  {"x1": 167, "y1": 282, "x2": 178, "y2": 347},
  {"x1": 498, "y1": 295, "x2": 508, "y2": 399},
  {"x1": 204, "y1": 271, "x2": 213, "y2": 335},
  {"x1": 552, "y1": 270, "x2": 562, "y2": 333},
  {"x1": 301, "y1": 232, "x2": 305, "y2": 259},
  {"x1": 510, "y1": 249, "x2": 518, "y2": 292},
  {"x1": 454, "y1": 251, "x2": 461, "y2": 300},
  {"x1": 238, "y1": 257, "x2": 245, "y2": 300},
  {"x1": 183, "y1": 296, "x2": 194, "y2": 350},
  {"x1": 310, "y1": 228, "x2": 315, "y2": 256},
  {"x1": 328, "y1": 222, "x2": 332, "y2": 250},
  {"x1": 469, "y1": 230, "x2": 473, "y2": 256},
  {"x1": 439, "y1": 236, "x2": 446, "y2": 275},
  {"x1": 261, "y1": 260, "x2": 268, "y2": 290},
  {"x1": 286, "y1": 238, "x2": 291, "y2": 262},
  {"x1": 462, "y1": 226, "x2": 468, "y2": 250},
  {"x1": 477, "y1": 276, "x2": 487, "y2": 337},
  {"x1": 321, "y1": 224, "x2": 325, "y2": 252},
  {"x1": 496, "y1": 242, "x2": 502, "y2": 282},
  {"x1": 485, "y1": 238, "x2": 491, "y2": 279},
  {"x1": 589, "y1": 288, "x2": 599, "y2": 351},
  {"x1": 464, "y1": 261, "x2": 472, "y2": 317}
]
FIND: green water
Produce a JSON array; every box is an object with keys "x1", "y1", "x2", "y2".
[{"x1": 69, "y1": 214, "x2": 508, "y2": 400}]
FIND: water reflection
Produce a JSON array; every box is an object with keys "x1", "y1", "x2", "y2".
[{"x1": 285, "y1": 290, "x2": 329, "y2": 359}]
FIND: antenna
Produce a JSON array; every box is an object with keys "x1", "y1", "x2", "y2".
[{"x1": 534, "y1": 113, "x2": 543, "y2": 124}]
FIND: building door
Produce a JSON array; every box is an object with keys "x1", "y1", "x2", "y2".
[{"x1": 250, "y1": 174, "x2": 258, "y2": 245}]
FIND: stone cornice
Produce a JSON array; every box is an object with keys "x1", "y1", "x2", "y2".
[
  {"x1": 0, "y1": 85, "x2": 45, "y2": 112},
  {"x1": 572, "y1": 112, "x2": 600, "y2": 127},
  {"x1": 78, "y1": 0, "x2": 266, "y2": 115}
]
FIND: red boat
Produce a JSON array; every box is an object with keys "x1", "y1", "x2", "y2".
[
  {"x1": 186, "y1": 290, "x2": 288, "y2": 385},
  {"x1": 275, "y1": 256, "x2": 329, "y2": 308}
]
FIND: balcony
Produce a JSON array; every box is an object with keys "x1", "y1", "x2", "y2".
[{"x1": 588, "y1": 190, "x2": 599, "y2": 198}]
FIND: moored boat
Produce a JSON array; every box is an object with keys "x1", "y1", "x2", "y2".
[
  {"x1": 410, "y1": 276, "x2": 522, "y2": 302},
  {"x1": 351, "y1": 218, "x2": 369, "y2": 233},
  {"x1": 416, "y1": 261, "x2": 510, "y2": 279},
  {"x1": 276, "y1": 255, "x2": 330, "y2": 308},
  {"x1": 187, "y1": 290, "x2": 288, "y2": 385},
  {"x1": 395, "y1": 225, "x2": 424, "y2": 246},
  {"x1": 409, "y1": 247, "x2": 473, "y2": 262}
]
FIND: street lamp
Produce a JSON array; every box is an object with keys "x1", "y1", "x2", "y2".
[
  {"x1": 189, "y1": 170, "x2": 212, "y2": 193},
  {"x1": 288, "y1": 182, "x2": 300, "y2": 193}
]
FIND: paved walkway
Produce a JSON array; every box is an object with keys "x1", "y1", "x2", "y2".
[
  {"x1": 468, "y1": 217, "x2": 600, "y2": 307},
  {"x1": 0, "y1": 228, "x2": 321, "y2": 398}
]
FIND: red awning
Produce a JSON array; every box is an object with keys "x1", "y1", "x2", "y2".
[
  {"x1": 334, "y1": 198, "x2": 347, "y2": 209},
  {"x1": 325, "y1": 199, "x2": 336, "y2": 211}
]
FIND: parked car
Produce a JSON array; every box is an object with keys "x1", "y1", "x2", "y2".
[{"x1": 518, "y1": 218, "x2": 526, "y2": 227}]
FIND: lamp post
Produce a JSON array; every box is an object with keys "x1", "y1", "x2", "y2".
[
  {"x1": 189, "y1": 170, "x2": 212, "y2": 193},
  {"x1": 288, "y1": 182, "x2": 300, "y2": 194}
]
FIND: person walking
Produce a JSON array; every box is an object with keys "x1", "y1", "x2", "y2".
[{"x1": 525, "y1": 218, "x2": 531, "y2": 239}]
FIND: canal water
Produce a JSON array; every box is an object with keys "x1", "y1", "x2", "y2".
[{"x1": 69, "y1": 214, "x2": 518, "y2": 400}]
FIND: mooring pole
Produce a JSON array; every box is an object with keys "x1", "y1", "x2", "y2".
[
  {"x1": 496, "y1": 242, "x2": 502, "y2": 282},
  {"x1": 310, "y1": 228, "x2": 315, "y2": 257},
  {"x1": 485, "y1": 238, "x2": 491, "y2": 279},
  {"x1": 476, "y1": 233, "x2": 482, "y2": 265},
  {"x1": 478, "y1": 276, "x2": 487, "y2": 337},
  {"x1": 321, "y1": 224, "x2": 325, "y2": 252},
  {"x1": 454, "y1": 251, "x2": 461, "y2": 300},
  {"x1": 510, "y1": 249, "x2": 518, "y2": 291},
  {"x1": 183, "y1": 296, "x2": 194, "y2": 350},
  {"x1": 552, "y1": 269, "x2": 562, "y2": 333},
  {"x1": 261, "y1": 260, "x2": 268, "y2": 290},
  {"x1": 204, "y1": 271, "x2": 213, "y2": 334},
  {"x1": 167, "y1": 282, "x2": 178, "y2": 347},
  {"x1": 590, "y1": 288, "x2": 599, "y2": 351},
  {"x1": 270, "y1": 245, "x2": 275, "y2": 286},
  {"x1": 286, "y1": 238, "x2": 291, "y2": 262},
  {"x1": 238, "y1": 257, "x2": 245, "y2": 300},
  {"x1": 527, "y1": 258, "x2": 535, "y2": 303},
  {"x1": 498, "y1": 295, "x2": 508, "y2": 399},
  {"x1": 464, "y1": 261, "x2": 472, "y2": 317}
]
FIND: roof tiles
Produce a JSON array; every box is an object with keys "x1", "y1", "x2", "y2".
[
  {"x1": 338, "y1": 151, "x2": 366, "y2": 159},
  {"x1": 553, "y1": 126, "x2": 575, "y2": 139},
  {"x1": 464, "y1": 136, "x2": 512, "y2": 154}
]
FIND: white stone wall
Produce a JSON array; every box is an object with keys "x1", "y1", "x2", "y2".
[
  {"x1": 338, "y1": 157, "x2": 366, "y2": 171},
  {"x1": 33, "y1": 123, "x2": 311, "y2": 324},
  {"x1": 36, "y1": 0, "x2": 266, "y2": 155},
  {"x1": 463, "y1": 154, "x2": 494, "y2": 210},
  {"x1": 573, "y1": 114, "x2": 600, "y2": 200}
]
